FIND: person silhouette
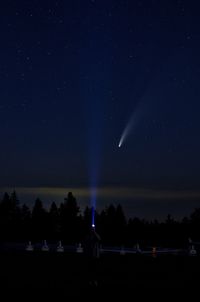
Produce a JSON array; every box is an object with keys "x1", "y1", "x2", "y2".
[
  {"x1": 83, "y1": 226, "x2": 101, "y2": 287},
  {"x1": 84, "y1": 227, "x2": 101, "y2": 259}
]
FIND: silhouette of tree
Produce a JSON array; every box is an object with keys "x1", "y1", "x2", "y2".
[
  {"x1": 83, "y1": 206, "x2": 92, "y2": 231},
  {"x1": 10, "y1": 191, "x2": 19, "y2": 207},
  {"x1": 10, "y1": 191, "x2": 21, "y2": 239},
  {"x1": 115, "y1": 205, "x2": 126, "y2": 228},
  {"x1": 49, "y1": 202, "x2": 60, "y2": 239},
  {"x1": 32, "y1": 198, "x2": 46, "y2": 219},
  {"x1": 127, "y1": 217, "x2": 144, "y2": 246},
  {"x1": 0, "y1": 192, "x2": 10, "y2": 216},
  {"x1": 31, "y1": 198, "x2": 48, "y2": 240},
  {"x1": 182, "y1": 216, "x2": 190, "y2": 224},
  {"x1": 102, "y1": 205, "x2": 116, "y2": 244},
  {"x1": 165, "y1": 214, "x2": 175, "y2": 225},
  {"x1": 21, "y1": 204, "x2": 31, "y2": 220},
  {"x1": 0, "y1": 192, "x2": 11, "y2": 240},
  {"x1": 112, "y1": 204, "x2": 127, "y2": 245},
  {"x1": 99, "y1": 204, "x2": 127, "y2": 245},
  {"x1": 20, "y1": 204, "x2": 31, "y2": 240},
  {"x1": 0, "y1": 191, "x2": 22, "y2": 240},
  {"x1": 0, "y1": 189, "x2": 199, "y2": 247},
  {"x1": 64, "y1": 192, "x2": 79, "y2": 218},
  {"x1": 190, "y1": 208, "x2": 200, "y2": 239},
  {"x1": 190, "y1": 208, "x2": 200, "y2": 224},
  {"x1": 60, "y1": 192, "x2": 79, "y2": 243}
]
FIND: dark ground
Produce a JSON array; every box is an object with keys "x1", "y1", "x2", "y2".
[{"x1": 0, "y1": 251, "x2": 199, "y2": 299}]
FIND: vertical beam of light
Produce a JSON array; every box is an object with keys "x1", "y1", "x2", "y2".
[
  {"x1": 91, "y1": 204, "x2": 95, "y2": 228},
  {"x1": 91, "y1": 193, "x2": 96, "y2": 228},
  {"x1": 88, "y1": 111, "x2": 102, "y2": 229},
  {"x1": 79, "y1": 16, "x2": 113, "y2": 230},
  {"x1": 87, "y1": 97, "x2": 104, "y2": 229},
  {"x1": 89, "y1": 167, "x2": 99, "y2": 228}
]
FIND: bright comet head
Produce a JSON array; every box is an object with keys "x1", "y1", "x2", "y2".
[{"x1": 118, "y1": 137, "x2": 123, "y2": 148}]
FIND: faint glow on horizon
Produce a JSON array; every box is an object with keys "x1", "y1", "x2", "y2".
[{"x1": 1, "y1": 186, "x2": 200, "y2": 202}]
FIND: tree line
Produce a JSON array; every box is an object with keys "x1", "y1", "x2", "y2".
[{"x1": 0, "y1": 191, "x2": 200, "y2": 247}]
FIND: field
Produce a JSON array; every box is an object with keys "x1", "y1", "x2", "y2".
[{"x1": 0, "y1": 249, "x2": 200, "y2": 299}]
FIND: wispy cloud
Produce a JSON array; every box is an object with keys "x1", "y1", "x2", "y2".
[{"x1": 1, "y1": 186, "x2": 200, "y2": 201}]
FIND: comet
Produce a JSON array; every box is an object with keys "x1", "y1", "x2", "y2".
[{"x1": 118, "y1": 101, "x2": 147, "y2": 148}]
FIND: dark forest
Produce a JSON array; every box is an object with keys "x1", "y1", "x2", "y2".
[{"x1": 0, "y1": 191, "x2": 199, "y2": 247}]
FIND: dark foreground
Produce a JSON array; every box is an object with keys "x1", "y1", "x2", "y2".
[{"x1": 0, "y1": 251, "x2": 200, "y2": 299}]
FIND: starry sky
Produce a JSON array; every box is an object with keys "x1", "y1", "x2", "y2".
[{"x1": 1, "y1": 0, "x2": 200, "y2": 219}]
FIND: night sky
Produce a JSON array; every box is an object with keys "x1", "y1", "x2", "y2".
[{"x1": 1, "y1": 0, "x2": 200, "y2": 219}]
